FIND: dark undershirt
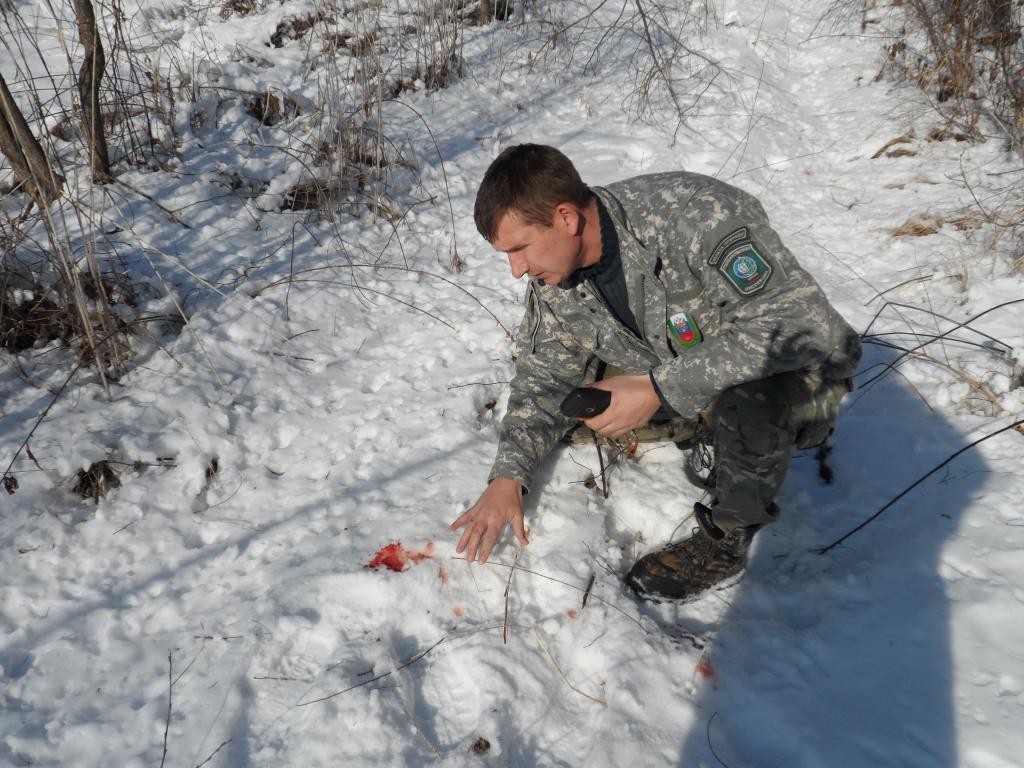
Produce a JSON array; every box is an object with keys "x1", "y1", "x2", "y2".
[
  {"x1": 560, "y1": 197, "x2": 640, "y2": 336},
  {"x1": 560, "y1": 196, "x2": 677, "y2": 416}
]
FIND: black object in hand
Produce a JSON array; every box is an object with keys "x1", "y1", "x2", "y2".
[{"x1": 559, "y1": 387, "x2": 611, "y2": 418}]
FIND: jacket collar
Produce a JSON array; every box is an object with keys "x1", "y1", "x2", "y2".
[{"x1": 590, "y1": 186, "x2": 660, "y2": 278}]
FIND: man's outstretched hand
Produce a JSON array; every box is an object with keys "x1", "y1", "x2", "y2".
[
  {"x1": 450, "y1": 477, "x2": 529, "y2": 564},
  {"x1": 583, "y1": 374, "x2": 661, "y2": 439},
  {"x1": 451, "y1": 376, "x2": 658, "y2": 561}
]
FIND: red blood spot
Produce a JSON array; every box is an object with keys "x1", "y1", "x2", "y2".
[
  {"x1": 452, "y1": 605, "x2": 465, "y2": 617},
  {"x1": 438, "y1": 565, "x2": 449, "y2": 584},
  {"x1": 366, "y1": 542, "x2": 434, "y2": 572},
  {"x1": 696, "y1": 659, "x2": 715, "y2": 679},
  {"x1": 567, "y1": 609, "x2": 578, "y2": 619}
]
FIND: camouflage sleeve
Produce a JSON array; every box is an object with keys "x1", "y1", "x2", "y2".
[
  {"x1": 488, "y1": 281, "x2": 594, "y2": 490},
  {"x1": 650, "y1": 185, "x2": 846, "y2": 418}
]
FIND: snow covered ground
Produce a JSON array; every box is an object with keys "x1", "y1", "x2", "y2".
[{"x1": 2, "y1": 1, "x2": 1023, "y2": 766}]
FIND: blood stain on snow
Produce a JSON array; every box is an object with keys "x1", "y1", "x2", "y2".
[
  {"x1": 696, "y1": 659, "x2": 715, "y2": 679},
  {"x1": 366, "y1": 542, "x2": 435, "y2": 572},
  {"x1": 453, "y1": 605, "x2": 465, "y2": 617},
  {"x1": 438, "y1": 565, "x2": 449, "y2": 584},
  {"x1": 567, "y1": 609, "x2": 578, "y2": 619}
]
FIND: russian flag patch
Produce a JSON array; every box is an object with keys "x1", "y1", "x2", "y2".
[{"x1": 668, "y1": 312, "x2": 702, "y2": 349}]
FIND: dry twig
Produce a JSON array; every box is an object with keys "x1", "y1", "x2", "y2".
[
  {"x1": 194, "y1": 740, "x2": 232, "y2": 768},
  {"x1": 296, "y1": 636, "x2": 448, "y2": 706},
  {"x1": 706, "y1": 712, "x2": 733, "y2": 768},
  {"x1": 818, "y1": 417, "x2": 1024, "y2": 554},
  {"x1": 503, "y1": 549, "x2": 520, "y2": 644},
  {"x1": 533, "y1": 628, "x2": 607, "y2": 707},
  {"x1": 159, "y1": 651, "x2": 172, "y2": 768},
  {"x1": 455, "y1": 557, "x2": 648, "y2": 633},
  {"x1": 581, "y1": 573, "x2": 596, "y2": 609}
]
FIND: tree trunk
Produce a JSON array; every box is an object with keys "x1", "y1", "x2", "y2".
[
  {"x1": 0, "y1": 74, "x2": 64, "y2": 206},
  {"x1": 73, "y1": 0, "x2": 112, "y2": 183}
]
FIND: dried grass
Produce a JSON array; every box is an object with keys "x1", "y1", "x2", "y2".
[
  {"x1": 245, "y1": 91, "x2": 301, "y2": 126},
  {"x1": 270, "y1": 11, "x2": 329, "y2": 48},
  {"x1": 0, "y1": 289, "x2": 73, "y2": 352},
  {"x1": 219, "y1": 0, "x2": 263, "y2": 20},
  {"x1": 877, "y1": 0, "x2": 1023, "y2": 153},
  {"x1": 890, "y1": 212, "x2": 944, "y2": 237},
  {"x1": 73, "y1": 460, "x2": 121, "y2": 503},
  {"x1": 947, "y1": 213, "x2": 988, "y2": 231},
  {"x1": 871, "y1": 132, "x2": 917, "y2": 158}
]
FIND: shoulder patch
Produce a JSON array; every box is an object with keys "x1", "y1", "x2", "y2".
[
  {"x1": 708, "y1": 227, "x2": 748, "y2": 267},
  {"x1": 718, "y1": 241, "x2": 773, "y2": 296}
]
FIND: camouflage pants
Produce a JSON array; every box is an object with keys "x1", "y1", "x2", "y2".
[{"x1": 705, "y1": 370, "x2": 852, "y2": 533}]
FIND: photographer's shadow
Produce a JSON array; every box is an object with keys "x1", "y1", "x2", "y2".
[{"x1": 674, "y1": 364, "x2": 983, "y2": 767}]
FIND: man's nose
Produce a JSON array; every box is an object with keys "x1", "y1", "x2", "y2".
[{"x1": 508, "y1": 253, "x2": 527, "y2": 279}]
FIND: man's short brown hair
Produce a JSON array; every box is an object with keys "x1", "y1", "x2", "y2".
[{"x1": 474, "y1": 144, "x2": 593, "y2": 242}]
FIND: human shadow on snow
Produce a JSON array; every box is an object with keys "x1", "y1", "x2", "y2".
[{"x1": 671, "y1": 346, "x2": 987, "y2": 768}]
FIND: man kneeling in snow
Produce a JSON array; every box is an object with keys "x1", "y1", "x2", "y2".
[{"x1": 449, "y1": 144, "x2": 861, "y2": 600}]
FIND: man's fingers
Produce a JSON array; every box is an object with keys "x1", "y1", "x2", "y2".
[
  {"x1": 463, "y1": 535, "x2": 479, "y2": 564},
  {"x1": 454, "y1": 508, "x2": 525, "y2": 565},
  {"x1": 512, "y1": 513, "x2": 529, "y2": 546},
  {"x1": 449, "y1": 505, "x2": 477, "y2": 532},
  {"x1": 584, "y1": 418, "x2": 619, "y2": 437},
  {"x1": 456, "y1": 524, "x2": 473, "y2": 554},
  {"x1": 478, "y1": 527, "x2": 499, "y2": 564}
]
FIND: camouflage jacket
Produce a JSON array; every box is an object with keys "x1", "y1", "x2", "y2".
[{"x1": 489, "y1": 172, "x2": 862, "y2": 489}]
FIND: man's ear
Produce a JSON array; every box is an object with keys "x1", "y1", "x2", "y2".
[{"x1": 553, "y1": 203, "x2": 582, "y2": 235}]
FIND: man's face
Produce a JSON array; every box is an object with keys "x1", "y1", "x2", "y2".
[{"x1": 491, "y1": 207, "x2": 583, "y2": 286}]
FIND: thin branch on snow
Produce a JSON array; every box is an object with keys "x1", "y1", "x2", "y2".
[
  {"x1": 385, "y1": 99, "x2": 463, "y2": 272},
  {"x1": 267, "y1": 278, "x2": 457, "y2": 330},
  {"x1": 706, "y1": 712, "x2": 734, "y2": 768},
  {"x1": 295, "y1": 624, "x2": 518, "y2": 707},
  {"x1": 862, "y1": 299, "x2": 1014, "y2": 352},
  {"x1": 533, "y1": 627, "x2": 607, "y2": 707},
  {"x1": 503, "y1": 549, "x2": 520, "y2": 645},
  {"x1": 113, "y1": 179, "x2": 193, "y2": 229},
  {"x1": 863, "y1": 338, "x2": 1008, "y2": 414},
  {"x1": 255, "y1": 262, "x2": 510, "y2": 334},
  {"x1": 159, "y1": 651, "x2": 172, "y2": 768},
  {"x1": 456, "y1": 557, "x2": 649, "y2": 633},
  {"x1": 193, "y1": 740, "x2": 232, "y2": 768},
  {"x1": 581, "y1": 573, "x2": 596, "y2": 609},
  {"x1": 295, "y1": 635, "x2": 449, "y2": 706},
  {"x1": 172, "y1": 643, "x2": 206, "y2": 687},
  {"x1": 851, "y1": 298, "x2": 1024, "y2": 407},
  {"x1": 817, "y1": 417, "x2": 1024, "y2": 554}
]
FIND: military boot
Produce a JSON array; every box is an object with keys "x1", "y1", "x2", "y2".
[{"x1": 625, "y1": 502, "x2": 764, "y2": 601}]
